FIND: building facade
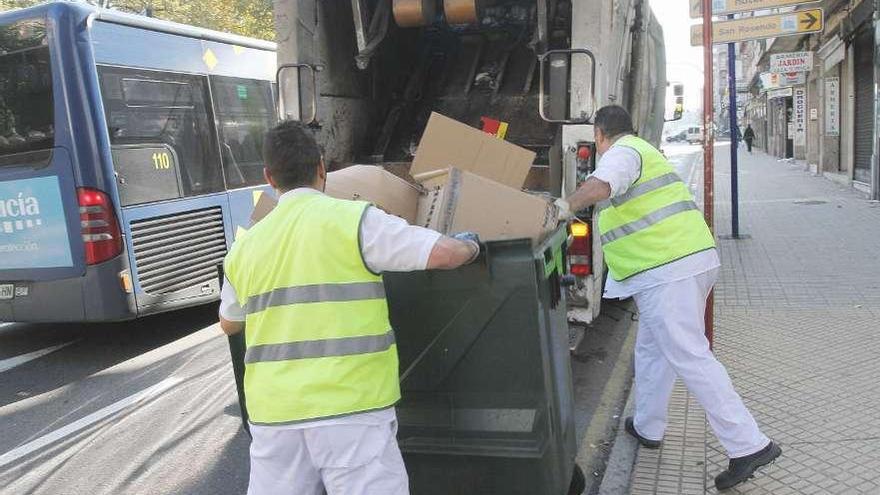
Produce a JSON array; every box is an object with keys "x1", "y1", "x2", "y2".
[{"x1": 732, "y1": 0, "x2": 879, "y2": 199}]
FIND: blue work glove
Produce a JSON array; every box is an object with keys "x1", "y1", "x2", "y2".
[{"x1": 452, "y1": 231, "x2": 481, "y2": 264}]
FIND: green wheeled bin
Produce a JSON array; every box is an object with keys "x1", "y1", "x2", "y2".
[{"x1": 385, "y1": 226, "x2": 579, "y2": 495}]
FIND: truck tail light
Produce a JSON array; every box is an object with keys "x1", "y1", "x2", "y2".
[
  {"x1": 77, "y1": 188, "x2": 123, "y2": 265},
  {"x1": 569, "y1": 222, "x2": 592, "y2": 277},
  {"x1": 577, "y1": 144, "x2": 592, "y2": 162}
]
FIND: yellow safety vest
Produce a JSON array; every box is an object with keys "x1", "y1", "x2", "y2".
[
  {"x1": 224, "y1": 193, "x2": 399, "y2": 425},
  {"x1": 598, "y1": 135, "x2": 716, "y2": 281}
]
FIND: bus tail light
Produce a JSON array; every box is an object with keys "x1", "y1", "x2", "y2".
[
  {"x1": 569, "y1": 222, "x2": 592, "y2": 277},
  {"x1": 77, "y1": 188, "x2": 123, "y2": 265}
]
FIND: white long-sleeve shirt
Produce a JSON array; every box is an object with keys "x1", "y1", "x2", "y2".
[
  {"x1": 220, "y1": 187, "x2": 442, "y2": 430},
  {"x1": 590, "y1": 137, "x2": 719, "y2": 299}
]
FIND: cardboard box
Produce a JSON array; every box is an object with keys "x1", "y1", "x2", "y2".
[
  {"x1": 410, "y1": 112, "x2": 536, "y2": 189},
  {"x1": 248, "y1": 165, "x2": 421, "y2": 225},
  {"x1": 250, "y1": 190, "x2": 278, "y2": 225},
  {"x1": 416, "y1": 168, "x2": 557, "y2": 244},
  {"x1": 325, "y1": 165, "x2": 421, "y2": 223}
]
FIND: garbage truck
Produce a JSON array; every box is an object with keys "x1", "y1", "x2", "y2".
[
  {"x1": 273, "y1": 0, "x2": 674, "y2": 324},
  {"x1": 258, "y1": 1, "x2": 674, "y2": 493}
]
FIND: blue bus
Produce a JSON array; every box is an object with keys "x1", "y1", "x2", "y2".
[{"x1": 0, "y1": 2, "x2": 277, "y2": 322}]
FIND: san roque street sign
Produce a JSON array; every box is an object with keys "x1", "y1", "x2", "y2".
[
  {"x1": 690, "y1": 0, "x2": 821, "y2": 18},
  {"x1": 690, "y1": 9, "x2": 824, "y2": 46}
]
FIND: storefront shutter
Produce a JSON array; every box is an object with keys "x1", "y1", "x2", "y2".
[{"x1": 853, "y1": 28, "x2": 874, "y2": 184}]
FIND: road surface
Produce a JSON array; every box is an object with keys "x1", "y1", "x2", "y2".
[{"x1": 0, "y1": 145, "x2": 703, "y2": 495}]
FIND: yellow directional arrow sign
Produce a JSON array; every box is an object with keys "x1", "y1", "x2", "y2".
[
  {"x1": 690, "y1": 0, "x2": 821, "y2": 19},
  {"x1": 691, "y1": 9, "x2": 824, "y2": 46}
]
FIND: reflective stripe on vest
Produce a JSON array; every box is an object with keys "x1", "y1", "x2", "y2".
[
  {"x1": 245, "y1": 281, "x2": 386, "y2": 315},
  {"x1": 223, "y1": 194, "x2": 400, "y2": 425},
  {"x1": 598, "y1": 136, "x2": 716, "y2": 281},
  {"x1": 245, "y1": 329, "x2": 396, "y2": 363},
  {"x1": 600, "y1": 200, "x2": 699, "y2": 244},
  {"x1": 608, "y1": 172, "x2": 683, "y2": 208}
]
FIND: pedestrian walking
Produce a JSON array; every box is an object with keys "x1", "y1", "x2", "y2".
[
  {"x1": 743, "y1": 124, "x2": 755, "y2": 153},
  {"x1": 555, "y1": 106, "x2": 781, "y2": 491},
  {"x1": 219, "y1": 121, "x2": 481, "y2": 495}
]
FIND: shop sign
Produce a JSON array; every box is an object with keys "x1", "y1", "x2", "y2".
[
  {"x1": 824, "y1": 77, "x2": 840, "y2": 136},
  {"x1": 770, "y1": 52, "x2": 813, "y2": 74},
  {"x1": 768, "y1": 87, "x2": 793, "y2": 99},
  {"x1": 761, "y1": 72, "x2": 806, "y2": 90},
  {"x1": 794, "y1": 87, "x2": 807, "y2": 146}
]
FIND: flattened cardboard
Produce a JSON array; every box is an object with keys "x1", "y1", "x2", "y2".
[
  {"x1": 411, "y1": 112, "x2": 536, "y2": 189},
  {"x1": 250, "y1": 191, "x2": 278, "y2": 225},
  {"x1": 417, "y1": 168, "x2": 557, "y2": 244},
  {"x1": 325, "y1": 165, "x2": 421, "y2": 223}
]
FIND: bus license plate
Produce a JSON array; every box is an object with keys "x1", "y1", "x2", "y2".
[{"x1": 0, "y1": 284, "x2": 13, "y2": 300}]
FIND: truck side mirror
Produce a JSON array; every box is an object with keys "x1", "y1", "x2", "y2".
[
  {"x1": 276, "y1": 63, "x2": 323, "y2": 126},
  {"x1": 665, "y1": 83, "x2": 684, "y2": 122},
  {"x1": 538, "y1": 49, "x2": 597, "y2": 124}
]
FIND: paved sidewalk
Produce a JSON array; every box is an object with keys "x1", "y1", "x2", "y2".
[{"x1": 628, "y1": 145, "x2": 880, "y2": 495}]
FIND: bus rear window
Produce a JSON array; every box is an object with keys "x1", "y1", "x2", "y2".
[
  {"x1": 210, "y1": 77, "x2": 276, "y2": 188},
  {"x1": 0, "y1": 19, "x2": 54, "y2": 158},
  {"x1": 99, "y1": 67, "x2": 224, "y2": 204}
]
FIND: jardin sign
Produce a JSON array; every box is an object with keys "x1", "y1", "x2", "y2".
[{"x1": 770, "y1": 52, "x2": 813, "y2": 74}]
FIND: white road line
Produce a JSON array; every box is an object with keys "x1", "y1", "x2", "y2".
[
  {"x1": 0, "y1": 377, "x2": 183, "y2": 469},
  {"x1": 686, "y1": 151, "x2": 700, "y2": 188},
  {"x1": 0, "y1": 341, "x2": 78, "y2": 374}
]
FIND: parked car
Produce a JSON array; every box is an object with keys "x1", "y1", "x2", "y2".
[
  {"x1": 666, "y1": 130, "x2": 687, "y2": 143},
  {"x1": 686, "y1": 126, "x2": 702, "y2": 144}
]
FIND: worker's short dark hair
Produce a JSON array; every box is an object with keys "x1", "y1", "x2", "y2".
[
  {"x1": 263, "y1": 120, "x2": 322, "y2": 190},
  {"x1": 594, "y1": 105, "x2": 635, "y2": 138}
]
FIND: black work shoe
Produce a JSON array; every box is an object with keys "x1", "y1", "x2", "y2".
[
  {"x1": 624, "y1": 417, "x2": 661, "y2": 449},
  {"x1": 714, "y1": 441, "x2": 782, "y2": 491}
]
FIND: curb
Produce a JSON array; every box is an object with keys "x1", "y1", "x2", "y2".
[{"x1": 597, "y1": 388, "x2": 639, "y2": 495}]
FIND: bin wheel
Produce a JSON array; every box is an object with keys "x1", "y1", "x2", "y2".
[{"x1": 568, "y1": 464, "x2": 586, "y2": 495}]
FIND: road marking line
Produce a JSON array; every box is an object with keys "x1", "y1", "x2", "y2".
[
  {"x1": 0, "y1": 377, "x2": 183, "y2": 469},
  {"x1": 687, "y1": 151, "x2": 700, "y2": 188},
  {"x1": 0, "y1": 341, "x2": 77, "y2": 374},
  {"x1": 0, "y1": 327, "x2": 222, "y2": 419}
]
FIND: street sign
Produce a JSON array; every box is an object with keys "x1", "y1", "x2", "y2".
[
  {"x1": 690, "y1": 9, "x2": 824, "y2": 46},
  {"x1": 690, "y1": 0, "x2": 821, "y2": 19},
  {"x1": 770, "y1": 52, "x2": 814, "y2": 73}
]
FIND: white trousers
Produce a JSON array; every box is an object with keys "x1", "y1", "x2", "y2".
[
  {"x1": 632, "y1": 269, "x2": 770, "y2": 458},
  {"x1": 247, "y1": 419, "x2": 409, "y2": 495}
]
